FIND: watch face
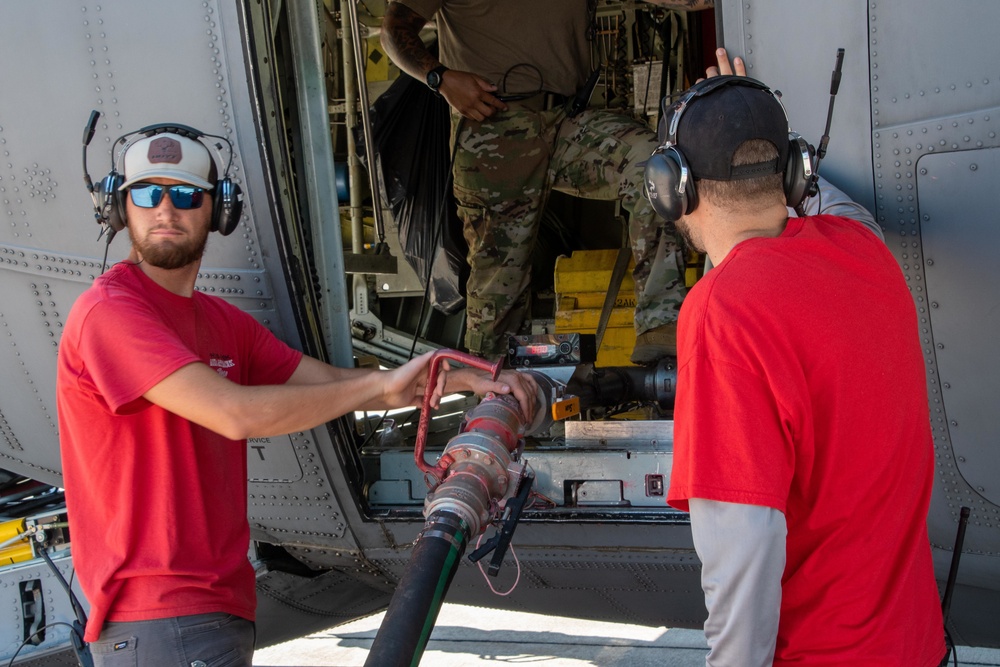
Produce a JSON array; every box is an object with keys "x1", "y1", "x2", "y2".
[{"x1": 427, "y1": 66, "x2": 447, "y2": 90}]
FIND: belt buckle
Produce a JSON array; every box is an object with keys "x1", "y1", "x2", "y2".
[{"x1": 542, "y1": 92, "x2": 568, "y2": 111}]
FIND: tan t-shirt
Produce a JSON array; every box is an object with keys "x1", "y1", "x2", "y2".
[{"x1": 397, "y1": 0, "x2": 591, "y2": 96}]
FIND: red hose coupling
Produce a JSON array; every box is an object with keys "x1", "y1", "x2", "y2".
[{"x1": 413, "y1": 350, "x2": 502, "y2": 483}]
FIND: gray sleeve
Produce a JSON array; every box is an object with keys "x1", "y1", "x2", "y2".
[
  {"x1": 689, "y1": 498, "x2": 786, "y2": 667},
  {"x1": 794, "y1": 175, "x2": 884, "y2": 242}
]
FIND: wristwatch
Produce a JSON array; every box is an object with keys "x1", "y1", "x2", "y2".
[{"x1": 426, "y1": 65, "x2": 449, "y2": 93}]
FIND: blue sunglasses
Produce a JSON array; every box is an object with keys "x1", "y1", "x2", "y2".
[{"x1": 128, "y1": 183, "x2": 207, "y2": 210}]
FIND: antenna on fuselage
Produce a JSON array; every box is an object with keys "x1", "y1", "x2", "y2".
[
  {"x1": 940, "y1": 506, "x2": 971, "y2": 664},
  {"x1": 811, "y1": 48, "x2": 845, "y2": 191}
]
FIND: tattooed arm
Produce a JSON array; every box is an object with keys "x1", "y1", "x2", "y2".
[
  {"x1": 380, "y1": 2, "x2": 438, "y2": 82},
  {"x1": 380, "y1": 1, "x2": 507, "y2": 121}
]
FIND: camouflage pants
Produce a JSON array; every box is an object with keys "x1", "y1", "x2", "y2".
[{"x1": 452, "y1": 107, "x2": 686, "y2": 355}]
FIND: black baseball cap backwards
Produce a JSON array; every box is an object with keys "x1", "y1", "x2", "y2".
[{"x1": 659, "y1": 75, "x2": 791, "y2": 181}]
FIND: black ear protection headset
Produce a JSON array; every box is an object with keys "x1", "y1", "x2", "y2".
[
  {"x1": 643, "y1": 75, "x2": 815, "y2": 222},
  {"x1": 89, "y1": 121, "x2": 243, "y2": 236}
]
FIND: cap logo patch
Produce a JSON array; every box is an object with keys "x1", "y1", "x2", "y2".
[{"x1": 147, "y1": 136, "x2": 183, "y2": 164}]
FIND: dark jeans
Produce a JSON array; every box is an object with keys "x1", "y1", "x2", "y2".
[{"x1": 89, "y1": 612, "x2": 255, "y2": 667}]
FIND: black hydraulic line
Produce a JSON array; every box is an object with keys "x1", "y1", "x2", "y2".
[
  {"x1": 39, "y1": 538, "x2": 93, "y2": 666},
  {"x1": 367, "y1": 371, "x2": 529, "y2": 665},
  {"x1": 365, "y1": 511, "x2": 470, "y2": 667},
  {"x1": 567, "y1": 358, "x2": 677, "y2": 410},
  {"x1": 941, "y1": 506, "x2": 971, "y2": 625},
  {"x1": 939, "y1": 506, "x2": 971, "y2": 666}
]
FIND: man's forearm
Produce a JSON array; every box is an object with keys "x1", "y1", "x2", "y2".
[
  {"x1": 381, "y1": 2, "x2": 438, "y2": 80},
  {"x1": 690, "y1": 498, "x2": 785, "y2": 667},
  {"x1": 144, "y1": 362, "x2": 393, "y2": 441}
]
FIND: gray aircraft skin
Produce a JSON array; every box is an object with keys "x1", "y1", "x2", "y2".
[{"x1": 0, "y1": 0, "x2": 997, "y2": 663}]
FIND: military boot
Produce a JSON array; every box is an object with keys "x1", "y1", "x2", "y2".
[{"x1": 630, "y1": 323, "x2": 677, "y2": 365}]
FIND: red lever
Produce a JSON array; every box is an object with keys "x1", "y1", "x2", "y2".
[{"x1": 413, "y1": 349, "x2": 501, "y2": 483}]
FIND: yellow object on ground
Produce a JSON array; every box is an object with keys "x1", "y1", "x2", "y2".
[
  {"x1": 0, "y1": 518, "x2": 31, "y2": 565},
  {"x1": 554, "y1": 249, "x2": 637, "y2": 367}
]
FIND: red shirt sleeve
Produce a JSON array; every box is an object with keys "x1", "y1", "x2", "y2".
[
  {"x1": 73, "y1": 294, "x2": 201, "y2": 414},
  {"x1": 668, "y1": 351, "x2": 795, "y2": 513}
]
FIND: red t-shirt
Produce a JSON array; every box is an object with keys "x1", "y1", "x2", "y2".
[
  {"x1": 668, "y1": 216, "x2": 945, "y2": 665},
  {"x1": 57, "y1": 262, "x2": 303, "y2": 641}
]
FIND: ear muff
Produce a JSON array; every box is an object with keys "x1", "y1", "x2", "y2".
[
  {"x1": 643, "y1": 78, "x2": 745, "y2": 222},
  {"x1": 98, "y1": 172, "x2": 126, "y2": 232},
  {"x1": 211, "y1": 178, "x2": 243, "y2": 236},
  {"x1": 644, "y1": 144, "x2": 698, "y2": 222},
  {"x1": 783, "y1": 132, "x2": 816, "y2": 210}
]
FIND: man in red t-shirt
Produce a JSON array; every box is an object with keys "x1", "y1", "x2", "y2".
[
  {"x1": 646, "y1": 55, "x2": 947, "y2": 665},
  {"x1": 57, "y1": 127, "x2": 536, "y2": 666}
]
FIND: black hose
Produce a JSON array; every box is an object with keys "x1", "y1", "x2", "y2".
[
  {"x1": 568, "y1": 358, "x2": 677, "y2": 410},
  {"x1": 365, "y1": 511, "x2": 470, "y2": 667},
  {"x1": 941, "y1": 506, "x2": 971, "y2": 627}
]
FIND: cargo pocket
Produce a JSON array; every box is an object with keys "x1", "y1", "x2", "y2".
[{"x1": 453, "y1": 183, "x2": 492, "y2": 250}]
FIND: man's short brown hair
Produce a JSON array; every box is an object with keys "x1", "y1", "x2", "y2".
[{"x1": 697, "y1": 139, "x2": 785, "y2": 212}]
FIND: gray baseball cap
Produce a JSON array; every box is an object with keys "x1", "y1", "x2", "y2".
[{"x1": 119, "y1": 133, "x2": 214, "y2": 190}]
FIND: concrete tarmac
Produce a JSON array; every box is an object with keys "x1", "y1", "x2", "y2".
[{"x1": 253, "y1": 603, "x2": 1000, "y2": 667}]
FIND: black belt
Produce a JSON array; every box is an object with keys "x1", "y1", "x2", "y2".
[{"x1": 498, "y1": 91, "x2": 570, "y2": 112}]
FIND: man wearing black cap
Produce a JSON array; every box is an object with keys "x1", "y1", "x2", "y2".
[
  {"x1": 657, "y1": 66, "x2": 947, "y2": 664},
  {"x1": 57, "y1": 129, "x2": 536, "y2": 665}
]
